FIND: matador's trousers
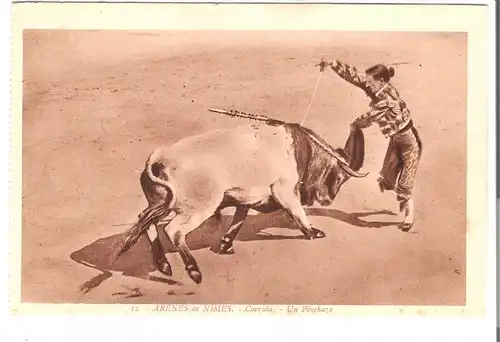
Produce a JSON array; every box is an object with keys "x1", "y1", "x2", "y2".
[{"x1": 377, "y1": 123, "x2": 423, "y2": 205}]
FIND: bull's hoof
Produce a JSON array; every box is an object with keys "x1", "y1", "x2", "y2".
[
  {"x1": 219, "y1": 245, "x2": 235, "y2": 255},
  {"x1": 308, "y1": 227, "x2": 326, "y2": 239},
  {"x1": 186, "y1": 265, "x2": 202, "y2": 284},
  {"x1": 217, "y1": 236, "x2": 235, "y2": 255},
  {"x1": 157, "y1": 260, "x2": 172, "y2": 276},
  {"x1": 219, "y1": 241, "x2": 235, "y2": 255},
  {"x1": 210, "y1": 243, "x2": 235, "y2": 255}
]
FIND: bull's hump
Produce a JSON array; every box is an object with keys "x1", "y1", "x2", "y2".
[
  {"x1": 155, "y1": 124, "x2": 293, "y2": 169},
  {"x1": 176, "y1": 124, "x2": 289, "y2": 149}
]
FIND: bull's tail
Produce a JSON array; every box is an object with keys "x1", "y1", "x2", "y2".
[
  {"x1": 115, "y1": 155, "x2": 176, "y2": 259},
  {"x1": 115, "y1": 203, "x2": 172, "y2": 259}
]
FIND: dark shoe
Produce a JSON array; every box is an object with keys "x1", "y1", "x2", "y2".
[{"x1": 400, "y1": 222, "x2": 414, "y2": 232}]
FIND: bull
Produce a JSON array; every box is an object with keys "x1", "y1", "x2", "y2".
[{"x1": 116, "y1": 120, "x2": 367, "y2": 284}]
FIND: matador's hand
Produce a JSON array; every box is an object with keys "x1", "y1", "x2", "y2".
[
  {"x1": 316, "y1": 59, "x2": 332, "y2": 72},
  {"x1": 350, "y1": 119, "x2": 369, "y2": 132}
]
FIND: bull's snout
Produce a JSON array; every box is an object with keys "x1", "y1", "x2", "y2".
[
  {"x1": 319, "y1": 197, "x2": 333, "y2": 206},
  {"x1": 315, "y1": 188, "x2": 334, "y2": 206}
]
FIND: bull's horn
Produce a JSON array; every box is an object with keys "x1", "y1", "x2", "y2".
[{"x1": 339, "y1": 162, "x2": 369, "y2": 178}]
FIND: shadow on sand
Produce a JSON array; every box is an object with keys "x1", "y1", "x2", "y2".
[{"x1": 71, "y1": 208, "x2": 398, "y2": 296}]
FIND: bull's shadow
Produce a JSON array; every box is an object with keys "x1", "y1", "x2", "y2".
[{"x1": 71, "y1": 208, "x2": 398, "y2": 294}]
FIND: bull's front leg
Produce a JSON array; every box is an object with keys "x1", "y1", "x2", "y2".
[
  {"x1": 216, "y1": 206, "x2": 250, "y2": 255},
  {"x1": 271, "y1": 181, "x2": 325, "y2": 240}
]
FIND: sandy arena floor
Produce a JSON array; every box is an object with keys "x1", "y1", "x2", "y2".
[{"x1": 21, "y1": 30, "x2": 466, "y2": 304}]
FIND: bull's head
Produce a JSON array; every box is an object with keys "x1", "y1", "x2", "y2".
[
  {"x1": 323, "y1": 127, "x2": 367, "y2": 203},
  {"x1": 293, "y1": 124, "x2": 368, "y2": 207}
]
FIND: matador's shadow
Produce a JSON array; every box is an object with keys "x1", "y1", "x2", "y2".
[{"x1": 71, "y1": 208, "x2": 398, "y2": 295}]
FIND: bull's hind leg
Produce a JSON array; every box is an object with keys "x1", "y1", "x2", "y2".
[
  {"x1": 139, "y1": 168, "x2": 176, "y2": 276},
  {"x1": 144, "y1": 223, "x2": 173, "y2": 276},
  {"x1": 217, "y1": 207, "x2": 250, "y2": 255},
  {"x1": 271, "y1": 182, "x2": 325, "y2": 240},
  {"x1": 163, "y1": 211, "x2": 215, "y2": 284},
  {"x1": 138, "y1": 204, "x2": 173, "y2": 276}
]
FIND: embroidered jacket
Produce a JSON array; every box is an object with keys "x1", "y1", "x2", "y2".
[{"x1": 330, "y1": 60, "x2": 412, "y2": 138}]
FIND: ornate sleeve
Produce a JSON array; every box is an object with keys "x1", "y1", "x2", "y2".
[
  {"x1": 353, "y1": 111, "x2": 375, "y2": 128},
  {"x1": 353, "y1": 108, "x2": 387, "y2": 128},
  {"x1": 330, "y1": 60, "x2": 369, "y2": 91}
]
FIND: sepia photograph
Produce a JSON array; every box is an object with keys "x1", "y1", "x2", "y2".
[
  {"x1": 20, "y1": 28, "x2": 468, "y2": 306},
  {"x1": 8, "y1": 3, "x2": 494, "y2": 327}
]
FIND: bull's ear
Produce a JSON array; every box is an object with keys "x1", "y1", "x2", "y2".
[{"x1": 344, "y1": 126, "x2": 365, "y2": 172}]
